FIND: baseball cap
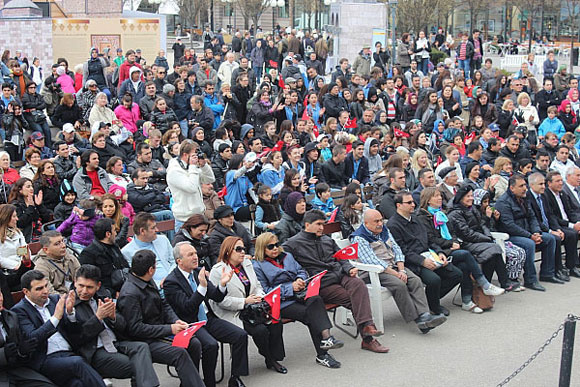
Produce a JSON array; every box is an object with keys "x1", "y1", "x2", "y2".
[
  {"x1": 30, "y1": 132, "x2": 44, "y2": 141},
  {"x1": 244, "y1": 152, "x2": 257, "y2": 163},
  {"x1": 63, "y1": 123, "x2": 75, "y2": 133}
]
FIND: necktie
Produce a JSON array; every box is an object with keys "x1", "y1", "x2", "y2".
[
  {"x1": 189, "y1": 273, "x2": 208, "y2": 322},
  {"x1": 536, "y1": 196, "x2": 549, "y2": 228},
  {"x1": 90, "y1": 300, "x2": 117, "y2": 353},
  {"x1": 453, "y1": 187, "x2": 457, "y2": 195}
]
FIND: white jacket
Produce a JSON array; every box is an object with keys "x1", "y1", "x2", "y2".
[
  {"x1": 217, "y1": 61, "x2": 239, "y2": 85},
  {"x1": 167, "y1": 158, "x2": 215, "y2": 222},
  {"x1": 0, "y1": 229, "x2": 26, "y2": 270}
]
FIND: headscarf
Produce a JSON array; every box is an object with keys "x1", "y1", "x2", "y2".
[
  {"x1": 284, "y1": 191, "x2": 305, "y2": 222},
  {"x1": 558, "y1": 99, "x2": 577, "y2": 124},
  {"x1": 567, "y1": 88, "x2": 579, "y2": 103},
  {"x1": 427, "y1": 206, "x2": 452, "y2": 240},
  {"x1": 473, "y1": 188, "x2": 490, "y2": 207}
]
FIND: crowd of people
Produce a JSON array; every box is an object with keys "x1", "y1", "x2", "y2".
[{"x1": 0, "y1": 25, "x2": 579, "y2": 386}]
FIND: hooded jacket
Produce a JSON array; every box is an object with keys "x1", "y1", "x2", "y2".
[
  {"x1": 302, "y1": 142, "x2": 324, "y2": 183},
  {"x1": 258, "y1": 163, "x2": 285, "y2": 195},
  {"x1": 72, "y1": 166, "x2": 113, "y2": 200},
  {"x1": 118, "y1": 66, "x2": 145, "y2": 102},
  {"x1": 364, "y1": 138, "x2": 382, "y2": 176}
]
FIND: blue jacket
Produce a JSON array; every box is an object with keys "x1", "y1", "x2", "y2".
[
  {"x1": 252, "y1": 252, "x2": 308, "y2": 309},
  {"x1": 203, "y1": 92, "x2": 224, "y2": 129},
  {"x1": 495, "y1": 189, "x2": 540, "y2": 238},
  {"x1": 311, "y1": 196, "x2": 336, "y2": 215},
  {"x1": 258, "y1": 164, "x2": 285, "y2": 195},
  {"x1": 344, "y1": 153, "x2": 370, "y2": 185},
  {"x1": 538, "y1": 116, "x2": 566, "y2": 139},
  {"x1": 173, "y1": 90, "x2": 192, "y2": 120},
  {"x1": 225, "y1": 169, "x2": 253, "y2": 212},
  {"x1": 121, "y1": 236, "x2": 175, "y2": 286}
]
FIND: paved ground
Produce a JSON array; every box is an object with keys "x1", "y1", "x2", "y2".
[{"x1": 116, "y1": 264, "x2": 580, "y2": 387}]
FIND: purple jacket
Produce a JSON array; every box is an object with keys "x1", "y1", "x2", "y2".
[{"x1": 57, "y1": 212, "x2": 102, "y2": 247}]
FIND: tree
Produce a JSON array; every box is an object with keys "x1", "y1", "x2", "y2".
[
  {"x1": 236, "y1": 0, "x2": 271, "y2": 30},
  {"x1": 396, "y1": 0, "x2": 456, "y2": 35},
  {"x1": 513, "y1": 0, "x2": 544, "y2": 52},
  {"x1": 177, "y1": 0, "x2": 208, "y2": 28}
]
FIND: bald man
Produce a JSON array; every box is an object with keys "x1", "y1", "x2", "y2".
[{"x1": 350, "y1": 209, "x2": 447, "y2": 333}]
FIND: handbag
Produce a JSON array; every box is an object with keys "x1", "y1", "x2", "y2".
[
  {"x1": 471, "y1": 278, "x2": 494, "y2": 310},
  {"x1": 31, "y1": 109, "x2": 46, "y2": 123},
  {"x1": 293, "y1": 289, "x2": 307, "y2": 303},
  {"x1": 111, "y1": 267, "x2": 129, "y2": 293},
  {"x1": 239, "y1": 301, "x2": 273, "y2": 326}
]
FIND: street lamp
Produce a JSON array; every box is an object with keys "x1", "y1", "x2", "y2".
[
  {"x1": 271, "y1": 0, "x2": 284, "y2": 33},
  {"x1": 220, "y1": 0, "x2": 233, "y2": 33},
  {"x1": 388, "y1": 0, "x2": 398, "y2": 65}
]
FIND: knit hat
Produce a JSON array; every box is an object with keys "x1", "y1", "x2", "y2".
[
  {"x1": 473, "y1": 188, "x2": 490, "y2": 206},
  {"x1": 284, "y1": 191, "x2": 305, "y2": 222},
  {"x1": 56, "y1": 66, "x2": 66, "y2": 76},
  {"x1": 214, "y1": 205, "x2": 234, "y2": 219},
  {"x1": 328, "y1": 82, "x2": 338, "y2": 92},
  {"x1": 109, "y1": 184, "x2": 126, "y2": 201},
  {"x1": 464, "y1": 161, "x2": 479, "y2": 178},
  {"x1": 163, "y1": 84, "x2": 175, "y2": 94},
  {"x1": 453, "y1": 185, "x2": 473, "y2": 205},
  {"x1": 59, "y1": 179, "x2": 76, "y2": 200}
]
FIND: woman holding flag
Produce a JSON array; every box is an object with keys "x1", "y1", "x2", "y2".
[
  {"x1": 209, "y1": 236, "x2": 287, "y2": 374},
  {"x1": 253, "y1": 232, "x2": 344, "y2": 369}
]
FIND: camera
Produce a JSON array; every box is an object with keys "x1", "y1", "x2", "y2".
[{"x1": 197, "y1": 151, "x2": 205, "y2": 159}]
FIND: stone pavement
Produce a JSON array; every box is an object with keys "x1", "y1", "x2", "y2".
[{"x1": 116, "y1": 269, "x2": 580, "y2": 387}]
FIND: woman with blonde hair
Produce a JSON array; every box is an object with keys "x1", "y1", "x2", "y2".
[
  {"x1": 490, "y1": 156, "x2": 513, "y2": 201},
  {"x1": 514, "y1": 91, "x2": 539, "y2": 144},
  {"x1": 0, "y1": 204, "x2": 33, "y2": 286},
  {"x1": 410, "y1": 149, "x2": 432, "y2": 178},
  {"x1": 209, "y1": 236, "x2": 287, "y2": 374},
  {"x1": 253, "y1": 232, "x2": 343, "y2": 368}
]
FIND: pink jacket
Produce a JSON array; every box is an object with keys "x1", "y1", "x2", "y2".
[
  {"x1": 114, "y1": 103, "x2": 141, "y2": 133},
  {"x1": 56, "y1": 74, "x2": 76, "y2": 94},
  {"x1": 120, "y1": 201, "x2": 135, "y2": 224}
]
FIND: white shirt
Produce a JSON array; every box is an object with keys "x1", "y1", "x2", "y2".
[
  {"x1": 26, "y1": 296, "x2": 71, "y2": 354},
  {"x1": 88, "y1": 299, "x2": 117, "y2": 350}
]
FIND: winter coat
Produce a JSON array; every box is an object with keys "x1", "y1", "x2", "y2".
[
  {"x1": 52, "y1": 102, "x2": 83, "y2": 129},
  {"x1": 247, "y1": 102, "x2": 273, "y2": 133},
  {"x1": 173, "y1": 90, "x2": 192, "y2": 121},
  {"x1": 415, "y1": 208, "x2": 458, "y2": 257},
  {"x1": 207, "y1": 222, "x2": 254, "y2": 266},
  {"x1": 57, "y1": 211, "x2": 101, "y2": 247},
  {"x1": 21, "y1": 92, "x2": 47, "y2": 124},
  {"x1": 11, "y1": 198, "x2": 51, "y2": 242},
  {"x1": 114, "y1": 103, "x2": 141, "y2": 134},
  {"x1": 32, "y1": 249, "x2": 80, "y2": 295},
  {"x1": 0, "y1": 228, "x2": 26, "y2": 270},
  {"x1": 72, "y1": 166, "x2": 113, "y2": 200},
  {"x1": 88, "y1": 105, "x2": 117, "y2": 128},
  {"x1": 495, "y1": 190, "x2": 540, "y2": 238},
  {"x1": 33, "y1": 179, "x2": 60, "y2": 213},
  {"x1": 275, "y1": 212, "x2": 304, "y2": 243},
  {"x1": 126, "y1": 183, "x2": 168, "y2": 213},
  {"x1": 82, "y1": 57, "x2": 108, "y2": 88},
  {"x1": 150, "y1": 108, "x2": 178, "y2": 134},
  {"x1": 118, "y1": 78, "x2": 145, "y2": 103},
  {"x1": 397, "y1": 41, "x2": 412, "y2": 67},
  {"x1": 78, "y1": 239, "x2": 129, "y2": 295},
  {"x1": 352, "y1": 51, "x2": 371, "y2": 76},
  {"x1": 322, "y1": 93, "x2": 349, "y2": 119}
]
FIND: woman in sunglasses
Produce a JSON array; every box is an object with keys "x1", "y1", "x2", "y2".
[
  {"x1": 253, "y1": 232, "x2": 344, "y2": 369},
  {"x1": 209, "y1": 236, "x2": 287, "y2": 374}
]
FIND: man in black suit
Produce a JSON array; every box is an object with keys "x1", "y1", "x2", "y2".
[
  {"x1": 563, "y1": 165, "x2": 580, "y2": 212},
  {"x1": 527, "y1": 172, "x2": 571, "y2": 283},
  {"x1": 543, "y1": 172, "x2": 580, "y2": 278},
  {"x1": 71, "y1": 264, "x2": 160, "y2": 387},
  {"x1": 164, "y1": 242, "x2": 248, "y2": 387},
  {"x1": 116, "y1": 249, "x2": 204, "y2": 387},
  {"x1": 12, "y1": 270, "x2": 106, "y2": 387},
  {"x1": 0, "y1": 291, "x2": 56, "y2": 386}
]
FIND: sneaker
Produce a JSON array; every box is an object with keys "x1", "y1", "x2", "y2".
[
  {"x1": 316, "y1": 353, "x2": 341, "y2": 368},
  {"x1": 483, "y1": 284, "x2": 505, "y2": 296},
  {"x1": 462, "y1": 301, "x2": 484, "y2": 314},
  {"x1": 103, "y1": 379, "x2": 113, "y2": 387},
  {"x1": 320, "y1": 335, "x2": 344, "y2": 350}
]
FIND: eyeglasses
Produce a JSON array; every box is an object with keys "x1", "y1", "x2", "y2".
[
  {"x1": 266, "y1": 242, "x2": 280, "y2": 250},
  {"x1": 401, "y1": 200, "x2": 415, "y2": 205},
  {"x1": 158, "y1": 72, "x2": 166, "y2": 74},
  {"x1": 234, "y1": 246, "x2": 246, "y2": 253}
]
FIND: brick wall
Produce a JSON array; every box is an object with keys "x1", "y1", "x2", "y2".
[
  {"x1": 0, "y1": 19, "x2": 53, "y2": 67},
  {"x1": 61, "y1": 0, "x2": 122, "y2": 17}
]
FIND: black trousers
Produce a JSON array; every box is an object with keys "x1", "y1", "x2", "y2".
[
  {"x1": 5, "y1": 367, "x2": 56, "y2": 387},
  {"x1": 481, "y1": 255, "x2": 509, "y2": 287},
  {"x1": 148, "y1": 339, "x2": 204, "y2": 387},
  {"x1": 418, "y1": 264, "x2": 462, "y2": 313},
  {"x1": 195, "y1": 317, "x2": 249, "y2": 387},
  {"x1": 243, "y1": 320, "x2": 285, "y2": 363},
  {"x1": 281, "y1": 296, "x2": 332, "y2": 356},
  {"x1": 40, "y1": 351, "x2": 106, "y2": 387},
  {"x1": 555, "y1": 228, "x2": 579, "y2": 271}
]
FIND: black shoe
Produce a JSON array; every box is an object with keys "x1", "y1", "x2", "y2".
[
  {"x1": 228, "y1": 376, "x2": 246, "y2": 387},
  {"x1": 266, "y1": 360, "x2": 288, "y2": 374},
  {"x1": 524, "y1": 282, "x2": 546, "y2": 291},
  {"x1": 415, "y1": 312, "x2": 447, "y2": 330},
  {"x1": 569, "y1": 267, "x2": 580, "y2": 278},
  {"x1": 320, "y1": 335, "x2": 344, "y2": 350},
  {"x1": 555, "y1": 270, "x2": 570, "y2": 282},
  {"x1": 562, "y1": 268, "x2": 571, "y2": 276},
  {"x1": 438, "y1": 306, "x2": 450, "y2": 316},
  {"x1": 540, "y1": 276, "x2": 565, "y2": 284},
  {"x1": 316, "y1": 353, "x2": 341, "y2": 368}
]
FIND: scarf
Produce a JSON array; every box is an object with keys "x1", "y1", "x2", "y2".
[
  {"x1": 12, "y1": 70, "x2": 26, "y2": 98},
  {"x1": 422, "y1": 103, "x2": 436, "y2": 123},
  {"x1": 427, "y1": 206, "x2": 452, "y2": 240},
  {"x1": 230, "y1": 263, "x2": 250, "y2": 286},
  {"x1": 265, "y1": 253, "x2": 285, "y2": 269}
]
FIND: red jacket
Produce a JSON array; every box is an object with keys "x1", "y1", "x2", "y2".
[{"x1": 118, "y1": 60, "x2": 142, "y2": 88}]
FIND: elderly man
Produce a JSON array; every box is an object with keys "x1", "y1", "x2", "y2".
[
  {"x1": 217, "y1": 53, "x2": 239, "y2": 87},
  {"x1": 495, "y1": 175, "x2": 559, "y2": 291},
  {"x1": 352, "y1": 210, "x2": 446, "y2": 333},
  {"x1": 164, "y1": 242, "x2": 248, "y2": 387},
  {"x1": 563, "y1": 166, "x2": 580, "y2": 210},
  {"x1": 34, "y1": 231, "x2": 80, "y2": 295},
  {"x1": 121, "y1": 212, "x2": 175, "y2": 287},
  {"x1": 542, "y1": 171, "x2": 580, "y2": 278},
  {"x1": 284, "y1": 210, "x2": 389, "y2": 353},
  {"x1": 437, "y1": 166, "x2": 459, "y2": 206}
]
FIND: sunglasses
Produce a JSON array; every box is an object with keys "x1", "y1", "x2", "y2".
[
  {"x1": 234, "y1": 246, "x2": 246, "y2": 253},
  {"x1": 266, "y1": 242, "x2": 280, "y2": 250}
]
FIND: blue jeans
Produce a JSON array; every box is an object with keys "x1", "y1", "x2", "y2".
[
  {"x1": 458, "y1": 59, "x2": 470, "y2": 79},
  {"x1": 153, "y1": 209, "x2": 175, "y2": 241},
  {"x1": 174, "y1": 218, "x2": 184, "y2": 233},
  {"x1": 179, "y1": 119, "x2": 189, "y2": 138},
  {"x1": 418, "y1": 58, "x2": 429, "y2": 75},
  {"x1": 29, "y1": 120, "x2": 52, "y2": 147},
  {"x1": 509, "y1": 232, "x2": 555, "y2": 284}
]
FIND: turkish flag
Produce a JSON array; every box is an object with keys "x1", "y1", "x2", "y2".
[
  {"x1": 394, "y1": 128, "x2": 410, "y2": 138},
  {"x1": 217, "y1": 185, "x2": 227, "y2": 199},
  {"x1": 345, "y1": 117, "x2": 357, "y2": 129},
  {"x1": 333, "y1": 242, "x2": 359, "y2": 260},
  {"x1": 272, "y1": 140, "x2": 285, "y2": 152},
  {"x1": 172, "y1": 321, "x2": 206, "y2": 348},
  {"x1": 263, "y1": 286, "x2": 281, "y2": 324},
  {"x1": 328, "y1": 207, "x2": 339, "y2": 223},
  {"x1": 305, "y1": 270, "x2": 327, "y2": 299}
]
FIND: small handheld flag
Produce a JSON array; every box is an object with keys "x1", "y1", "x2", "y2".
[
  {"x1": 172, "y1": 321, "x2": 206, "y2": 348},
  {"x1": 333, "y1": 242, "x2": 359, "y2": 260},
  {"x1": 305, "y1": 270, "x2": 327, "y2": 299},
  {"x1": 263, "y1": 286, "x2": 281, "y2": 324}
]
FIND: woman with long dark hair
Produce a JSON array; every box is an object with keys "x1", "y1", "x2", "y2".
[
  {"x1": 100, "y1": 193, "x2": 130, "y2": 248},
  {"x1": 336, "y1": 194, "x2": 364, "y2": 239},
  {"x1": 0, "y1": 204, "x2": 34, "y2": 290},
  {"x1": 278, "y1": 168, "x2": 306, "y2": 209},
  {"x1": 7, "y1": 178, "x2": 50, "y2": 242},
  {"x1": 32, "y1": 160, "x2": 60, "y2": 213},
  {"x1": 414, "y1": 91, "x2": 442, "y2": 134}
]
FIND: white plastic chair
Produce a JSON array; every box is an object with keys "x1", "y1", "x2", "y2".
[{"x1": 491, "y1": 231, "x2": 509, "y2": 263}]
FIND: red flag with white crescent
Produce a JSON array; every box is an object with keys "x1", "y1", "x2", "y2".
[
  {"x1": 263, "y1": 286, "x2": 281, "y2": 324},
  {"x1": 333, "y1": 242, "x2": 359, "y2": 260},
  {"x1": 172, "y1": 321, "x2": 206, "y2": 348},
  {"x1": 305, "y1": 270, "x2": 327, "y2": 299},
  {"x1": 328, "y1": 207, "x2": 339, "y2": 223}
]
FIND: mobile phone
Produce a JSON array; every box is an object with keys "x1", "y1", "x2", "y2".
[{"x1": 17, "y1": 246, "x2": 28, "y2": 256}]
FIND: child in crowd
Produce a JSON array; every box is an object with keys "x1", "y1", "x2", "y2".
[
  {"x1": 317, "y1": 134, "x2": 332, "y2": 162},
  {"x1": 53, "y1": 180, "x2": 77, "y2": 232},
  {"x1": 311, "y1": 182, "x2": 336, "y2": 218},
  {"x1": 254, "y1": 183, "x2": 282, "y2": 235},
  {"x1": 56, "y1": 198, "x2": 101, "y2": 251},
  {"x1": 108, "y1": 184, "x2": 135, "y2": 225}
]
